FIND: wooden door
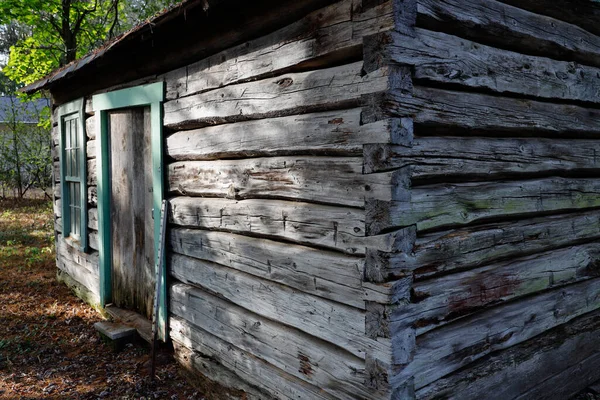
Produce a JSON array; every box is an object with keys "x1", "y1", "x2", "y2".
[{"x1": 109, "y1": 107, "x2": 155, "y2": 319}]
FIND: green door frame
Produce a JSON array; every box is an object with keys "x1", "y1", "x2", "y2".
[{"x1": 92, "y1": 82, "x2": 167, "y2": 340}]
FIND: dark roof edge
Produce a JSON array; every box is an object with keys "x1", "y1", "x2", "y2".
[{"x1": 20, "y1": 0, "x2": 215, "y2": 94}]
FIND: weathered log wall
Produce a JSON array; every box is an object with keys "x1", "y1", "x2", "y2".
[
  {"x1": 161, "y1": 0, "x2": 404, "y2": 398},
  {"x1": 368, "y1": 0, "x2": 600, "y2": 398}
]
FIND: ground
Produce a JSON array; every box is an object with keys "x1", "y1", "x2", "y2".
[{"x1": 0, "y1": 199, "x2": 202, "y2": 399}]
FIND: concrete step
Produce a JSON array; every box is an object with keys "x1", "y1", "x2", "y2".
[{"x1": 94, "y1": 321, "x2": 137, "y2": 351}]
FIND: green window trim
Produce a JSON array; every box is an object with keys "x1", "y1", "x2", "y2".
[
  {"x1": 57, "y1": 98, "x2": 88, "y2": 252},
  {"x1": 92, "y1": 82, "x2": 166, "y2": 341}
]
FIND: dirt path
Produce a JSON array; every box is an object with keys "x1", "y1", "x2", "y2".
[{"x1": 0, "y1": 200, "x2": 202, "y2": 399}]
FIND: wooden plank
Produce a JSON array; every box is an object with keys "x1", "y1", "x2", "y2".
[
  {"x1": 393, "y1": 243, "x2": 600, "y2": 336},
  {"x1": 391, "y1": 278, "x2": 600, "y2": 390},
  {"x1": 388, "y1": 28, "x2": 600, "y2": 105},
  {"x1": 168, "y1": 157, "x2": 401, "y2": 208},
  {"x1": 416, "y1": 308, "x2": 600, "y2": 400},
  {"x1": 88, "y1": 186, "x2": 97, "y2": 207},
  {"x1": 496, "y1": 0, "x2": 600, "y2": 38},
  {"x1": 394, "y1": 211, "x2": 600, "y2": 280},
  {"x1": 166, "y1": 111, "x2": 408, "y2": 161},
  {"x1": 172, "y1": 343, "x2": 271, "y2": 400},
  {"x1": 85, "y1": 116, "x2": 95, "y2": 139},
  {"x1": 416, "y1": 0, "x2": 600, "y2": 68},
  {"x1": 163, "y1": 62, "x2": 391, "y2": 130},
  {"x1": 169, "y1": 228, "x2": 378, "y2": 308},
  {"x1": 364, "y1": 136, "x2": 600, "y2": 177},
  {"x1": 87, "y1": 139, "x2": 96, "y2": 159},
  {"x1": 164, "y1": 0, "x2": 395, "y2": 99},
  {"x1": 388, "y1": 86, "x2": 600, "y2": 136},
  {"x1": 57, "y1": 252, "x2": 100, "y2": 297},
  {"x1": 368, "y1": 177, "x2": 600, "y2": 234},
  {"x1": 170, "y1": 285, "x2": 382, "y2": 400},
  {"x1": 56, "y1": 234, "x2": 99, "y2": 275},
  {"x1": 170, "y1": 319, "x2": 336, "y2": 400},
  {"x1": 88, "y1": 208, "x2": 98, "y2": 230},
  {"x1": 89, "y1": 230, "x2": 99, "y2": 251},
  {"x1": 169, "y1": 197, "x2": 398, "y2": 255},
  {"x1": 169, "y1": 254, "x2": 391, "y2": 360},
  {"x1": 87, "y1": 159, "x2": 96, "y2": 185}
]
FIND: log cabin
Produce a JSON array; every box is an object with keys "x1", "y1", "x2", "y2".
[{"x1": 22, "y1": 0, "x2": 600, "y2": 398}]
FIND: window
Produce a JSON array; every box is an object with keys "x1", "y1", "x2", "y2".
[{"x1": 58, "y1": 98, "x2": 87, "y2": 251}]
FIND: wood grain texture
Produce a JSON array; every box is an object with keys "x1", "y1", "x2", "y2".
[
  {"x1": 169, "y1": 253, "x2": 391, "y2": 360},
  {"x1": 169, "y1": 196, "x2": 400, "y2": 255},
  {"x1": 388, "y1": 86, "x2": 600, "y2": 136},
  {"x1": 166, "y1": 111, "x2": 408, "y2": 161},
  {"x1": 417, "y1": 0, "x2": 600, "y2": 68},
  {"x1": 85, "y1": 116, "x2": 95, "y2": 139},
  {"x1": 368, "y1": 177, "x2": 600, "y2": 234},
  {"x1": 389, "y1": 28, "x2": 600, "y2": 104},
  {"x1": 170, "y1": 285, "x2": 382, "y2": 399},
  {"x1": 168, "y1": 157, "x2": 402, "y2": 207},
  {"x1": 364, "y1": 136, "x2": 600, "y2": 177},
  {"x1": 394, "y1": 243, "x2": 600, "y2": 336},
  {"x1": 56, "y1": 234, "x2": 99, "y2": 276},
  {"x1": 169, "y1": 228, "x2": 384, "y2": 307},
  {"x1": 397, "y1": 212, "x2": 600, "y2": 280},
  {"x1": 87, "y1": 139, "x2": 96, "y2": 159},
  {"x1": 163, "y1": 62, "x2": 391, "y2": 129},
  {"x1": 164, "y1": 0, "x2": 394, "y2": 99},
  {"x1": 392, "y1": 278, "x2": 600, "y2": 390},
  {"x1": 416, "y1": 309, "x2": 600, "y2": 400},
  {"x1": 170, "y1": 319, "x2": 336, "y2": 400}
]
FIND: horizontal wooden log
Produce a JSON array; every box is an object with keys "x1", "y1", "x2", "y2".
[
  {"x1": 389, "y1": 28, "x2": 600, "y2": 104},
  {"x1": 163, "y1": 62, "x2": 392, "y2": 130},
  {"x1": 88, "y1": 186, "x2": 97, "y2": 207},
  {"x1": 54, "y1": 199, "x2": 61, "y2": 217},
  {"x1": 169, "y1": 253, "x2": 391, "y2": 360},
  {"x1": 417, "y1": 0, "x2": 600, "y2": 68},
  {"x1": 172, "y1": 343, "x2": 272, "y2": 400},
  {"x1": 89, "y1": 230, "x2": 99, "y2": 251},
  {"x1": 416, "y1": 308, "x2": 600, "y2": 400},
  {"x1": 55, "y1": 217, "x2": 62, "y2": 233},
  {"x1": 392, "y1": 277, "x2": 600, "y2": 390},
  {"x1": 496, "y1": 0, "x2": 600, "y2": 38},
  {"x1": 88, "y1": 208, "x2": 98, "y2": 230},
  {"x1": 170, "y1": 285, "x2": 382, "y2": 399},
  {"x1": 56, "y1": 268, "x2": 100, "y2": 308},
  {"x1": 56, "y1": 234, "x2": 99, "y2": 276},
  {"x1": 57, "y1": 253, "x2": 100, "y2": 298},
  {"x1": 392, "y1": 211, "x2": 600, "y2": 280},
  {"x1": 169, "y1": 196, "x2": 399, "y2": 255},
  {"x1": 368, "y1": 177, "x2": 600, "y2": 234},
  {"x1": 364, "y1": 136, "x2": 600, "y2": 178},
  {"x1": 394, "y1": 243, "x2": 600, "y2": 336},
  {"x1": 53, "y1": 162, "x2": 60, "y2": 183},
  {"x1": 87, "y1": 139, "x2": 96, "y2": 159},
  {"x1": 388, "y1": 86, "x2": 600, "y2": 136},
  {"x1": 166, "y1": 110, "x2": 411, "y2": 161},
  {"x1": 85, "y1": 116, "x2": 95, "y2": 139},
  {"x1": 170, "y1": 318, "x2": 336, "y2": 400},
  {"x1": 164, "y1": 0, "x2": 394, "y2": 99},
  {"x1": 168, "y1": 157, "x2": 403, "y2": 208},
  {"x1": 87, "y1": 159, "x2": 96, "y2": 186},
  {"x1": 170, "y1": 228, "x2": 377, "y2": 307}
]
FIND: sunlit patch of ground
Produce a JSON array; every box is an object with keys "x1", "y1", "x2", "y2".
[{"x1": 0, "y1": 199, "x2": 204, "y2": 399}]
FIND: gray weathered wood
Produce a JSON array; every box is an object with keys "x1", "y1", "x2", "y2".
[
  {"x1": 172, "y1": 342, "x2": 272, "y2": 400},
  {"x1": 57, "y1": 252, "x2": 100, "y2": 298},
  {"x1": 56, "y1": 234, "x2": 99, "y2": 275},
  {"x1": 169, "y1": 228, "x2": 386, "y2": 307},
  {"x1": 87, "y1": 139, "x2": 96, "y2": 159},
  {"x1": 416, "y1": 308, "x2": 600, "y2": 400},
  {"x1": 394, "y1": 243, "x2": 600, "y2": 336},
  {"x1": 170, "y1": 319, "x2": 336, "y2": 400},
  {"x1": 169, "y1": 196, "x2": 398, "y2": 255},
  {"x1": 109, "y1": 108, "x2": 155, "y2": 319},
  {"x1": 88, "y1": 186, "x2": 97, "y2": 207},
  {"x1": 364, "y1": 136, "x2": 600, "y2": 177},
  {"x1": 405, "y1": 212, "x2": 600, "y2": 280},
  {"x1": 368, "y1": 177, "x2": 600, "y2": 234},
  {"x1": 164, "y1": 0, "x2": 395, "y2": 99},
  {"x1": 168, "y1": 157, "x2": 402, "y2": 208},
  {"x1": 89, "y1": 230, "x2": 99, "y2": 251},
  {"x1": 388, "y1": 28, "x2": 600, "y2": 105},
  {"x1": 85, "y1": 116, "x2": 95, "y2": 139},
  {"x1": 392, "y1": 277, "x2": 600, "y2": 390},
  {"x1": 163, "y1": 62, "x2": 391, "y2": 129},
  {"x1": 388, "y1": 86, "x2": 600, "y2": 136},
  {"x1": 166, "y1": 111, "x2": 409, "y2": 161},
  {"x1": 417, "y1": 0, "x2": 600, "y2": 68},
  {"x1": 87, "y1": 159, "x2": 96, "y2": 185},
  {"x1": 169, "y1": 253, "x2": 391, "y2": 360},
  {"x1": 170, "y1": 285, "x2": 382, "y2": 399},
  {"x1": 88, "y1": 207, "x2": 98, "y2": 230}
]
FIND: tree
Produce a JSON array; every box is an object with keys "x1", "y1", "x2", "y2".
[{"x1": 0, "y1": 0, "x2": 182, "y2": 87}]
